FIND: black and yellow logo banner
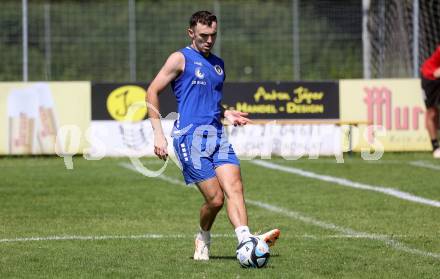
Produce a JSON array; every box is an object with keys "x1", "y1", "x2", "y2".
[
  {"x1": 92, "y1": 82, "x2": 338, "y2": 121},
  {"x1": 92, "y1": 83, "x2": 175, "y2": 121},
  {"x1": 222, "y1": 82, "x2": 339, "y2": 119}
]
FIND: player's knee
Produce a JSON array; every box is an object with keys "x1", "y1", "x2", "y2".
[{"x1": 208, "y1": 195, "x2": 224, "y2": 210}]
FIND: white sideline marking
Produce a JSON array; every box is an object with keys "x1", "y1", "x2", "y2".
[
  {"x1": 0, "y1": 234, "x2": 181, "y2": 243},
  {"x1": 270, "y1": 159, "x2": 405, "y2": 165},
  {"x1": 247, "y1": 199, "x2": 440, "y2": 259},
  {"x1": 2, "y1": 233, "x2": 435, "y2": 244},
  {"x1": 409, "y1": 161, "x2": 440, "y2": 171},
  {"x1": 117, "y1": 161, "x2": 440, "y2": 259},
  {"x1": 2, "y1": 233, "x2": 430, "y2": 244},
  {"x1": 0, "y1": 234, "x2": 235, "y2": 243},
  {"x1": 251, "y1": 160, "x2": 440, "y2": 208}
]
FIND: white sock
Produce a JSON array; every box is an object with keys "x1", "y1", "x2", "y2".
[
  {"x1": 196, "y1": 227, "x2": 211, "y2": 243},
  {"x1": 235, "y1": 225, "x2": 251, "y2": 243}
]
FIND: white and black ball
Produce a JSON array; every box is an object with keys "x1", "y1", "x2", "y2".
[{"x1": 236, "y1": 236, "x2": 270, "y2": 268}]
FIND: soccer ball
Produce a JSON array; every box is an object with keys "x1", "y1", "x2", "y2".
[{"x1": 236, "y1": 236, "x2": 270, "y2": 268}]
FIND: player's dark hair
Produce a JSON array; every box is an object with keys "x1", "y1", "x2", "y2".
[{"x1": 189, "y1": 11, "x2": 217, "y2": 29}]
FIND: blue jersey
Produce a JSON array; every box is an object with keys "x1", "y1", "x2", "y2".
[{"x1": 171, "y1": 46, "x2": 225, "y2": 136}]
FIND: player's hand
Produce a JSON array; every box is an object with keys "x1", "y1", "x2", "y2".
[
  {"x1": 154, "y1": 133, "x2": 168, "y2": 160},
  {"x1": 224, "y1": 110, "x2": 251, "y2": 126}
]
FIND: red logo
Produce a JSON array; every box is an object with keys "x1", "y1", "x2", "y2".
[{"x1": 363, "y1": 86, "x2": 424, "y2": 131}]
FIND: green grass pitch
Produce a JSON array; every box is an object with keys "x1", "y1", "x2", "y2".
[{"x1": 0, "y1": 153, "x2": 439, "y2": 278}]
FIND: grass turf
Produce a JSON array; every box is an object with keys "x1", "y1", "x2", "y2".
[{"x1": 0, "y1": 153, "x2": 439, "y2": 278}]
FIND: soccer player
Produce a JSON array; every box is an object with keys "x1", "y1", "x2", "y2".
[
  {"x1": 146, "y1": 11, "x2": 280, "y2": 260},
  {"x1": 421, "y1": 45, "x2": 440, "y2": 158}
]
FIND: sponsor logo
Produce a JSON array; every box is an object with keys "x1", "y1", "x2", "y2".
[
  {"x1": 363, "y1": 86, "x2": 424, "y2": 131},
  {"x1": 214, "y1": 65, "x2": 223, "y2": 75},
  {"x1": 191, "y1": 80, "x2": 207, "y2": 85},
  {"x1": 194, "y1": 61, "x2": 202, "y2": 66},
  {"x1": 106, "y1": 85, "x2": 147, "y2": 121},
  {"x1": 195, "y1": 67, "x2": 205, "y2": 79}
]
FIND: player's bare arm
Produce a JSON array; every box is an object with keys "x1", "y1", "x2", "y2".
[{"x1": 146, "y1": 52, "x2": 184, "y2": 160}]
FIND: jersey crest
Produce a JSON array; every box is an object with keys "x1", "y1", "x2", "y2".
[{"x1": 214, "y1": 65, "x2": 223, "y2": 76}]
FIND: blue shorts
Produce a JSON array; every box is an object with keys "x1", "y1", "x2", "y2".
[{"x1": 173, "y1": 131, "x2": 240, "y2": 185}]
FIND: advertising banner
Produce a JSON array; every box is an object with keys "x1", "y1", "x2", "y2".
[
  {"x1": 90, "y1": 83, "x2": 176, "y2": 157},
  {"x1": 227, "y1": 123, "x2": 341, "y2": 158},
  {"x1": 340, "y1": 79, "x2": 431, "y2": 151},
  {"x1": 222, "y1": 82, "x2": 340, "y2": 119},
  {"x1": 91, "y1": 81, "x2": 339, "y2": 121},
  {"x1": 92, "y1": 83, "x2": 176, "y2": 121},
  {"x1": 89, "y1": 82, "x2": 342, "y2": 157},
  {"x1": 0, "y1": 82, "x2": 91, "y2": 155}
]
